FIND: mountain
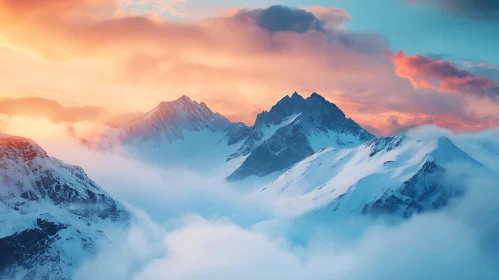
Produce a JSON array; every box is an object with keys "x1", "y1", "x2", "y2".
[
  {"x1": 0, "y1": 135, "x2": 131, "y2": 280},
  {"x1": 100, "y1": 95, "x2": 248, "y2": 173},
  {"x1": 256, "y1": 135, "x2": 483, "y2": 219},
  {"x1": 101, "y1": 92, "x2": 373, "y2": 181},
  {"x1": 226, "y1": 92, "x2": 374, "y2": 180},
  {"x1": 119, "y1": 95, "x2": 233, "y2": 144}
]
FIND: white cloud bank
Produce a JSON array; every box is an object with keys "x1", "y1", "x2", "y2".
[{"x1": 1, "y1": 116, "x2": 499, "y2": 280}]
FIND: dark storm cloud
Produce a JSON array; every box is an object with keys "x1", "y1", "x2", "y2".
[
  {"x1": 234, "y1": 5, "x2": 325, "y2": 33},
  {"x1": 231, "y1": 5, "x2": 388, "y2": 55}
]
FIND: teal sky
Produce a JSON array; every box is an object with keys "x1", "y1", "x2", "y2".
[
  {"x1": 310, "y1": 0, "x2": 499, "y2": 65},
  {"x1": 149, "y1": 0, "x2": 499, "y2": 66}
]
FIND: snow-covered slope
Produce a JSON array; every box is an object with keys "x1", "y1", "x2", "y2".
[
  {"x1": 0, "y1": 135, "x2": 131, "y2": 280},
  {"x1": 256, "y1": 135, "x2": 483, "y2": 218}
]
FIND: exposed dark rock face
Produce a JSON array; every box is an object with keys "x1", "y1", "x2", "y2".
[
  {"x1": 228, "y1": 123, "x2": 315, "y2": 180},
  {"x1": 254, "y1": 92, "x2": 307, "y2": 127},
  {"x1": 226, "y1": 123, "x2": 252, "y2": 146},
  {"x1": 367, "y1": 135, "x2": 405, "y2": 158},
  {"x1": 0, "y1": 219, "x2": 68, "y2": 277},
  {"x1": 251, "y1": 92, "x2": 372, "y2": 140},
  {"x1": 361, "y1": 161, "x2": 463, "y2": 219},
  {"x1": 227, "y1": 92, "x2": 373, "y2": 180}
]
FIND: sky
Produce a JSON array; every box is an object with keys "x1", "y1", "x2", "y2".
[
  {"x1": 0, "y1": 0, "x2": 498, "y2": 136},
  {"x1": 163, "y1": 0, "x2": 499, "y2": 65},
  {"x1": 2, "y1": 2, "x2": 499, "y2": 278}
]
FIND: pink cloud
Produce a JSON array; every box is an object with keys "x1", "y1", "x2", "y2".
[{"x1": 387, "y1": 50, "x2": 499, "y2": 102}]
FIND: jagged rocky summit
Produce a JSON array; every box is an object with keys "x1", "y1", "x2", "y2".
[{"x1": 101, "y1": 92, "x2": 373, "y2": 180}]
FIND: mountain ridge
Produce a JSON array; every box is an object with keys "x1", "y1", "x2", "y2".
[
  {"x1": 1, "y1": 100, "x2": 493, "y2": 279},
  {"x1": 100, "y1": 91, "x2": 374, "y2": 181},
  {"x1": 227, "y1": 92, "x2": 374, "y2": 180}
]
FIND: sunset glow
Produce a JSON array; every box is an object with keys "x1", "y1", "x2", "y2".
[
  {"x1": 2, "y1": 1, "x2": 499, "y2": 280},
  {"x1": 0, "y1": 0, "x2": 497, "y2": 136}
]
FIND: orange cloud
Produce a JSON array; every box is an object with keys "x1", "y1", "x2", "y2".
[
  {"x1": 0, "y1": 2, "x2": 497, "y2": 136},
  {"x1": 364, "y1": 112, "x2": 497, "y2": 136},
  {"x1": 0, "y1": 97, "x2": 141, "y2": 125},
  {"x1": 0, "y1": 97, "x2": 105, "y2": 122}
]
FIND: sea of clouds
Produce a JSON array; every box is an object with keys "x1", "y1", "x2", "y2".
[{"x1": 1, "y1": 116, "x2": 499, "y2": 280}]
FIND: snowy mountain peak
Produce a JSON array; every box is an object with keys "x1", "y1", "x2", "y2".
[
  {"x1": 428, "y1": 136, "x2": 483, "y2": 166},
  {"x1": 0, "y1": 135, "x2": 131, "y2": 279},
  {"x1": 227, "y1": 92, "x2": 374, "y2": 180},
  {"x1": 101, "y1": 92, "x2": 373, "y2": 180},
  {"x1": 175, "y1": 94, "x2": 193, "y2": 103},
  {"x1": 255, "y1": 91, "x2": 306, "y2": 126},
  {"x1": 254, "y1": 91, "x2": 352, "y2": 128},
  {"x1": 0, "y1": 134, "x2": 126, "y2": 212},
  {"x1": 0, "y1": 134, "x2": 49, "y2": 163},
  {"x1": 115, "y1": 95, "x2": 233, "y2": 145},
  {"x1": 152, "y1": 95, "x2": 215, "y2": 118}
]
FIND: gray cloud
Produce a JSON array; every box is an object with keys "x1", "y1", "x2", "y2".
[
  {"x1": 229, "y1": 5, "x2": 389, "y2": 55},
  {"x1": 234, "y1": 5, "x2": 325, "y2": 34}
]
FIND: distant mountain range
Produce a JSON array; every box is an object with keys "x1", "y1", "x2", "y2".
[
  {"x1": 97, "y1": 91, "x2": 486, "y2": 219},
  {"x1": 100, "y1": 92, "x2": 373, "y2": 180},
  {"x1": 1, "y1": 92, "x2": 490, "y2": 279}
]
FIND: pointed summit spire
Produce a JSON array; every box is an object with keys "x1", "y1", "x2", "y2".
[
  {"x1": 200, "y1": 101, "x2": 209, "y2": 109},
  {"x1": 308, "y1": 92, "x2": 325, "y2": 100},
  {"x1": 175, "y1": 95, "x2": 193, "y2": 103}
]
